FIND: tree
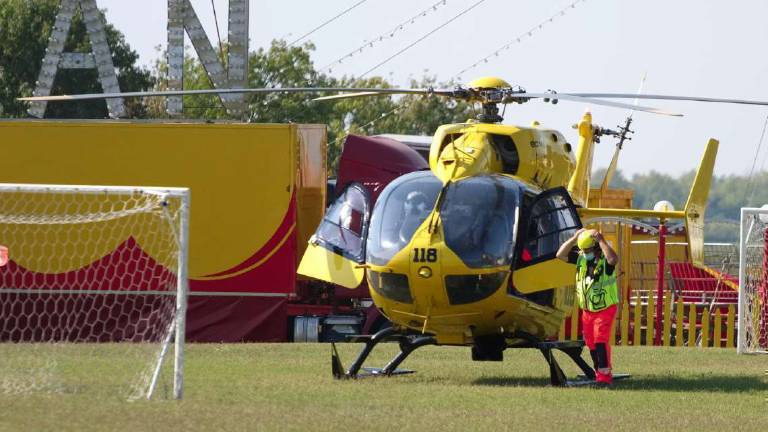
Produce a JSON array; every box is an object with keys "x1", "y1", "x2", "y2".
[{"x1": 0, "y1": 0, "x2": 153, "y2": 118}]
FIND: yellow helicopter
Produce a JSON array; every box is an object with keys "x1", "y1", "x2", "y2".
[
  {"x1": 293, "y1": 76, "x2": 725, "y2": 385},
  {"x1": 18, "y1": 76, "x2": 768, "y2": 385}
]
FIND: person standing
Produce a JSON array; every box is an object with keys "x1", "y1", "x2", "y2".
[{"x1": 556, "y1": 228, "x2": 619, "y2": 386}]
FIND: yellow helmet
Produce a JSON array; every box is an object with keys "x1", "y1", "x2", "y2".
[{"x1": 577, "y1": 229, "x2": 597, "y2": 250}]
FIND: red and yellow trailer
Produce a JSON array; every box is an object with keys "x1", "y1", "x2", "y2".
[{"x1": 0, "y1": 120, "x2": 330, "y2": 341}]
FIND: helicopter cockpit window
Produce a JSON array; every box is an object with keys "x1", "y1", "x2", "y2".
[
  {"x1": 519, "y1": 188, "x2": 580, "y2": 267},
  {"x1": 316, "y1": 183, "x2": 369, "y2": 263},
  {"x1": 367, "y1": 171, "x2": 442, "y2": 266},
  {"x1": 440, "y1": 175, "x2": 521, "y2": 268}
]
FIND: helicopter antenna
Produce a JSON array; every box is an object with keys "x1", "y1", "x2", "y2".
[{"x1": 599, "y1": 73, "x2": 647, "y2": 191}]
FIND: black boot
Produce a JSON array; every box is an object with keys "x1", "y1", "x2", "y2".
[{"x1": 589, "y1": 349, "x2": 599, "y2": 371}]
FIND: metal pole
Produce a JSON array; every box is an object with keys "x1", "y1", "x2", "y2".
[
  {"x1": 738, "y1": 210, "x2": 749, "y2": 353},
  {"x1": 654, "y1": 221, "x2": 667, "y2": 346},
  {"x1": 760, "y1": 226, "x2": 768, "y2": 349},
  {"x1": 174, "y1": 191, "x2": 190, "y2": 399}
]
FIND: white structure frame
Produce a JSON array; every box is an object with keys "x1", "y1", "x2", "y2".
[
  {"x1": 0, "y1": 183, "x2": 190, "y2": 398},
  {"x1": 738, "y1": 207, "x2": 768, "y2": 354}
]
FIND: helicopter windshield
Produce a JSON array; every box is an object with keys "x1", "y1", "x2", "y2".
[
  {"x1": 440, "y1": 175, "x2": 521, "y2": 268},
  {"x1": 367, "y1": 171, "x2": 442, "y2": 266}
]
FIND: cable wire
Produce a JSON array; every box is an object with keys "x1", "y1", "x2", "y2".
[
  {"x1": 453, "y1": 0, "x2": 587, "y2": 79},
  {"x1": 745, "y1": 114, "x2": 768, "y2": 206},
  {"x1": 210, "y1": 0, "x2": 225, "y2": 62},
  {"x1": 335, "y1": 0, "x2": 576, "y2": 143},
  {"x1": 288, "y1": 0, "x2": 371, "y2": 47},
  {"x1": 357, "y1": 0, "x2": 487, "y2": 79},
  {"x1": 318, "y1": 0, "x2": 450, "y2": 74}
]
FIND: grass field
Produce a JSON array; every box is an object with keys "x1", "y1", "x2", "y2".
[{"x1": 0, "y1": 343, "x2": 765, "y2": 431}]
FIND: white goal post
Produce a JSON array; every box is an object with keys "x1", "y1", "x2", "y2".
[
  {"x1": 0, "y1": 183, "x2": 189, "y2": 399},
  {"x1": 738, "y1": 207, "x2": 768, "y2": 354}
]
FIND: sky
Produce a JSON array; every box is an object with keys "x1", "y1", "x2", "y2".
[{"x1": 92, "y1": 0, "x2": 768, "y2": 178}]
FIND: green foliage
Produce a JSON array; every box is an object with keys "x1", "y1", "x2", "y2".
[{"x1": 0, "y1": 0, "x2": 153, "y2": 119}]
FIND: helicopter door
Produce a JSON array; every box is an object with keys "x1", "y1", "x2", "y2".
[
  {"x1": 512, "y1": 187, "x2": 582, "y2": 293},
  {"x1": 297, "y1": 183, "x2": 371, "y2": 289}
]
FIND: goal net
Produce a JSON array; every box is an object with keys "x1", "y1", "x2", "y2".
[
  {"x1": 0, "y1": 184, "x2": 189, "y2": 399},
  {"x1": 738, "y1": 207, "x2": 768, "y2": 354}
]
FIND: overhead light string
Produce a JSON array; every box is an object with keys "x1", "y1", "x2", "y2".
[
  {"x1": 453, "y1": 0, "x2": 588, "y2": 80},
  {"x1": 356, "y1": 0, "x2": 488, "y2": 79},
  {"x1": 288, "y1": 0, "x2": 372, "y2": 47},
  {"x1": 319, "y1": 0, "x2": 450, "y2": 75}
]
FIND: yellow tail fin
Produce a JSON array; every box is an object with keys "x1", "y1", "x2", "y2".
[
  {"x1": 567, "y1": 112, "x2": 595, "y2": 207},
  {"x1": 684, "y1": 138, "x2": 719, "y2": 266},
  {"x1": 578, "y1": 138, "x2": 717, "y2": 268}
]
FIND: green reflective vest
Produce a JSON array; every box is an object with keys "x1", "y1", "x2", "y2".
[{"x1": 575, "y1": 254, "x2": 619, "y2": 312}]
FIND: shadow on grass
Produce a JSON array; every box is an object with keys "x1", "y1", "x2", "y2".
[{"x1": 473, "y1": 375, "x2": 764, "y2": 393}]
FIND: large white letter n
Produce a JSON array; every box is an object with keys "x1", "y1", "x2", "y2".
[{"x1": 167, "y1": 0, "x2": 249, "y2": 116}]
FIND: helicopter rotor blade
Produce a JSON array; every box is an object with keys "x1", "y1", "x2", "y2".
[
  {"x1": 314, "y1": 92, "x2": 393, "y2": 101},
  {"x1": 512, "y1": 93, "x2": 682, "y2": 117},
  {"x1": 16, "y1": 87, "x2": 445, "y2": 102},
  {"x1": 601, "y1": 73, "x2": 647, "y2": 191},
  {"x1": 629, "y1": 72, "x2": 648, "y2": 118},
  {"x1": 313, "y1": 89, "x2": 455, "y2": 101},
  {"x1": 567, "y1": 93, "x2": 768, "y2": 107}
]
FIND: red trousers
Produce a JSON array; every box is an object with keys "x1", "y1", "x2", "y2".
[{"x1": 581, "y1": 304, "x2": 617, "y2": 384}]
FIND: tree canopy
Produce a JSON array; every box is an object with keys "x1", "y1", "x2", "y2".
[{"x1": 0, "y1": 0, "x2": 152, "y2": 118}]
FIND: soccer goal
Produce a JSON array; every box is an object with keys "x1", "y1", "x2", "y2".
[
  {"x1": 0, "y1": 184, "x2": 189, "y2": 399},
  {"x1": 738, "y1": 207, "x2": 768, "y2": 354}
]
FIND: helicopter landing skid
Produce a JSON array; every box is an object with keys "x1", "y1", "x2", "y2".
[
  {"x1": 510, "y1": 335, "x2": 599, "y2": 387},
  {"x1": 331, "y1": 327, "x2": 437, "y2": 379}
]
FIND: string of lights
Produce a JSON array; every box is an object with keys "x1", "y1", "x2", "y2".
[
  {"x1": 318, "y1": 0, "x2": 450, "y2": 75},
  {"x1": 288, "y1": 0, "x2": 371, "y2": 47},
  {"x1": 357, "y1": 0, "x2": 487, "y2": 79},
  {"x1": 328, "y1": 1, "x2": 585, "y2": 140},
  {"x1": 453, "y1": 0, "x2": 587, "y2": 80}
]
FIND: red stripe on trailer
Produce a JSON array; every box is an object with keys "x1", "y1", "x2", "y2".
[
  {"x1": 0, "y1": 237, "x2": 174, "y2": 293},
  {"x1": 187, "y1": 295, "x2": 288, "y2": 342},
  {"x1": 202, "y1": 193, "x2": 297, "y2": 279}
]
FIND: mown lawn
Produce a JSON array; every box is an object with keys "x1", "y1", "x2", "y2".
[{"x1": 0, "y1": 343, "x2": 765, "y2": 431}]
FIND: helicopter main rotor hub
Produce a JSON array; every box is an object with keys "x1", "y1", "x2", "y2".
[
  {"x1": 477, "y1": 102, "x2": 504, "y2": 123},
  {"x1": 454, "y1": 84, "x2": 531, "y2": 123}
]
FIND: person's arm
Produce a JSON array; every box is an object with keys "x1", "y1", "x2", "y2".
[
  {"x1": 593, "y1": 231, "x2": 618, "y2": 266},
  {"x1": 556, "y1": 228, "x2": 585, "y2": 262}
]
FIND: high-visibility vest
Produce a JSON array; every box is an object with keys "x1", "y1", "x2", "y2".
[{"x1": 575, "y1": 254, "x2": 619, "y2": 312}]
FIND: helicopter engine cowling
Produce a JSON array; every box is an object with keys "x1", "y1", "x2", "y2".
[{"x1": 429, "y1": 123, "x2": 575, "y2": 189}]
